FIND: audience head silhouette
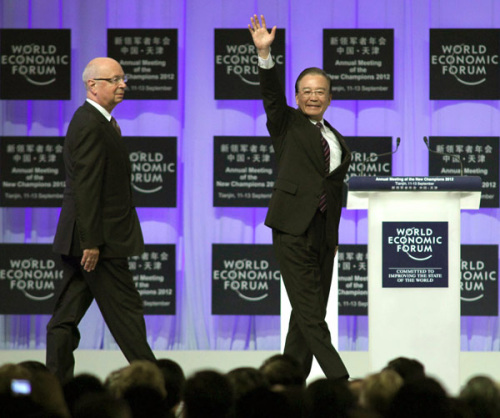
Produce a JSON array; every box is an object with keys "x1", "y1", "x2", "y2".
[{"x1": 1, "y1": 355, "x2": 498, "y2": 418}]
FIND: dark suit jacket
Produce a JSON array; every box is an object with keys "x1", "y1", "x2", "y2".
[
  {"x1": 53, "y1": 101, "x2": 144, "y2": 258},
  {"x1": 260, "y1": 66, "x2": 351, "y2": 248}
]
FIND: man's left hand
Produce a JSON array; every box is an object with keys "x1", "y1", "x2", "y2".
[{"x1": 81, "y1": 247, "x2": 100, "y2": 272}]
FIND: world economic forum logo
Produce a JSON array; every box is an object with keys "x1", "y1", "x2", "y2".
[
  {"x1": 213, "y1": 258, "x2": 280, "y2": 302},
  {"x1": 2, "y1": 258, "x2": 62, "y2": 301},
  {"x1": 387, "y1": 226, "x2": 444, "y2": 261},
  {"x1": 211, "y1": 245, "x2": 280, "y2": 315},
  {"x1": 431, "y1": 43, "x2": 498, "y2": 87},
  {"x1": 430, "y1": 29, "x2": 500, "y2": 100},
  {"x1": 130, "y1": 151, "x2": 175, "y2": 194}
]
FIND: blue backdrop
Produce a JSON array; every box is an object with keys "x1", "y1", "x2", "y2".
[{"x1": 1, "y1": 0, "x2": 499, "y2": 352}]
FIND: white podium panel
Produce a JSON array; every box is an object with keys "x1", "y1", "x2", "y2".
[{"x1": 347, "y1": 176, "x2": 481, "y2": 393}]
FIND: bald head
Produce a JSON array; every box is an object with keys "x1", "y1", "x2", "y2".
[
  {"x1": 83, "y1": 57, "x2": 127, "y2": 112},
  {"x1": 82, "y1": 57, "x2": 121, "y2": 86}
]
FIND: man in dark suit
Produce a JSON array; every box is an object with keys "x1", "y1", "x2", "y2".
[
  {"x1": 249, "y1": 15, "x2": 351, "y2": 380},
  {"x1": 47, "y1": 57, "x2": 156, "y2": 383}
]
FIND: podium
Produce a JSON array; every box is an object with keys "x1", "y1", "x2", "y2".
[{"x1": 347, "y1": 176, "x2": 482, "y2": 393}]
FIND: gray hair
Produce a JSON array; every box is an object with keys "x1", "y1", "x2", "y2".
[{"x1": 82, "y1": 62, "x2": 98, "y2": 83}]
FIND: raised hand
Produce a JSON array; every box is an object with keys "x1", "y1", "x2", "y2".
[{"x1": 248, "y1": 14, "x2": 276, "y2": 58}]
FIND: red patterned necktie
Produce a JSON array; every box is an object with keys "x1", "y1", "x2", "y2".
[
  {"x1": 111, "y1": 116, "x2": 122, "y2": 136},
  {"x1": 316, "y1": 122, "x2": 330, "y2": 212}
]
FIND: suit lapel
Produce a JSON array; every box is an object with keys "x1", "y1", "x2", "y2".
[
  {"x1": 83, "y1": 101, "x2": 120, "y2": 139},
  {"x1": 296, "y1": 112, "x2": 325, "y2": 170},
  {"x1": 324, "y1": 121, "x2": 351, "y2": 175},
  {"x1": 82, "y1": 102, "x2": 131, "y2": 175}
]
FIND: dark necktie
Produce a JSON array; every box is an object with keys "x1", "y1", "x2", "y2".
[
  {"x1": 111, "y1": 116, "x2": 122, "y2": 136},
  {"x1": 316, "y1": 122, "x2": 330, "y2": 212}
]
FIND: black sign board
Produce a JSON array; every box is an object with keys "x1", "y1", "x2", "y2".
[
  {"x1": 124, "y1": 137, "x2": 177, "y2": 207},
  {"x1": 428, "y1": 136, "x2": 499, "y2": 208},
  {"x1": 0, "y1": 244, "x2": 64, "y2": 314},
  {"x1": 0, "y1": 243, "x2": 176, "y2": 315},
  {"x1": 213, "y1": 136, "x2": 275, "y2": 207},
  {"x1": 461, "y1": 245, "x2": 498, "y2": 317},
  {"x1": 214, "y1": 29, "x2": 285, "y2": 99},
  {"x1": 338, "y1": 245, "x2": 368, "y2": 316},
  {"x1": 129, "y1": 244, "x2": 176, "y2": 315},
  {"x1": 383, "y1": 222, "x2": 449, "y2": 288},
  {"x1": 430, "y1": 29, "x2": 500, "y2": 100},
  {"x1": 342, "y1": 136, "x2": 393, "y2": 206},
  {"x1": 0, "y1": 136, "x2": 65, "y2": 207},
  {"x1": 323, "y1": 29, "x2": 394, "y2": 100},
  {"x1": 212, "y1": 244, "x2": 280, "y2": 315},
  {"x1": 0, "y1": 29, "x2": 71, "y2": 100},
  {"x1": 108, "y1": 29, "x2": 178, "y2": 100}
]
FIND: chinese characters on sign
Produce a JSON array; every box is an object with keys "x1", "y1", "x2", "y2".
[
  {"x1": 129, "y1": 245, "x2": 176, "y2": 315},
  {"x1": 428, "y1": 136, "x2": 499, "y2": 207},
  {"x1": 323, "y1": 29, "x2": 394, "y2": 100},
  {"x1": 338, "y1": 245, "x2": 368, "y2": 316},
  {"x1": 108, "y1": 29, "x2": 178, "y2": 99},
  {"x1": 0, "y1": 137, "x2": 65, "y2": 207},
  {"x1": 213, "y1": 136, "x2": 275, "y2": 207}
]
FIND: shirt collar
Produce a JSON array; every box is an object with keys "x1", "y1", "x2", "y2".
[
  {"x1": 309, "y1": 118, "x2": 325, "y2": 127},
  {"x1": 86, "y1": 98, "x2": 112, "y2": 121}
]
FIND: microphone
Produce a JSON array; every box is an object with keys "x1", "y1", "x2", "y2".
[
  {"x1": 423, "y1": 137, "x2": 463, "y2": 176},
  {"x1": 359, "y1": 137, "x2": 401, "y2": 177}
]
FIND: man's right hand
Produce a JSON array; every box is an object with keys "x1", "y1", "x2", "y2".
[{"x1": 248, "y1": 14, "x2": 276, "y2": 59}]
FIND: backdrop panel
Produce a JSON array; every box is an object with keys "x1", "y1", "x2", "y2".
[{"x1": 1, "y1": 0, "x2": 499, "y2": 356}]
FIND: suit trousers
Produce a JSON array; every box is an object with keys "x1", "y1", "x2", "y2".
[
  {"x1": 272, "y1": 210, "x2": 348, "y2": 380},
  {"x1": 46, "y1": 255, "x2": 156, "y2": 383}
]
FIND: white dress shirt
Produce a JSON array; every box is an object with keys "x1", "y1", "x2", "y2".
[{"x1": 312, "y1": 120, "x2": 342, "y2": 173}]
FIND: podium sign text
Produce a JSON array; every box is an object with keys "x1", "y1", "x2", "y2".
[{"x1": 383, "y1": 222, "x2": 449, "y2": 288}]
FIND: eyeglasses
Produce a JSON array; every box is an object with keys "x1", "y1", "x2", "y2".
[
  {"x1": 300, "y1": 89, "x2": 327, "y2": 98},
  {"x1": 93, "y1": 76, "x2": 128, "y2": 85}
]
